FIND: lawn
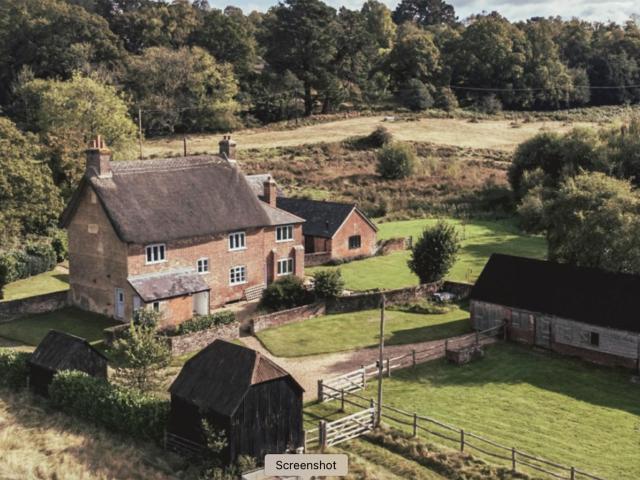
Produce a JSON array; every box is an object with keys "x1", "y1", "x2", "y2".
[
  {"x1": 315, "y1": 343, "x2": 640, "y2": 480},
  {"x1": 308, "y1": 217, "x2": 546, "y2": 291},
  {"x1": 256, "y1": 305, "x2": 471, "y2": 357},
  {"x1": 0, "y1": 307, "x2": 119, "y2": 346},
  {"x1": 1, "y1": 265, "x2": 70, "y2": 302}
]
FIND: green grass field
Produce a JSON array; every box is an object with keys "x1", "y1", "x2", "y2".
[
  {"x1": 0, "y1": 307, "x2": 119, "y2": 346},
  {"x1": 1, "y1": 266, "x2": 69, "y2": 302},
  {"x1": 312, "y1": 344, "x2": 640, "y2": 480},
  {"x1": 256, "y1": 305, "x2": 471, "y2": 357},
  {"x1": 308, "y1": 218, "x2": 546, "y2": 291}
]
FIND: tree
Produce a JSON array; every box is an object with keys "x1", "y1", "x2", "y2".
[
  {"x1": 111, "y1": 314, "x2": 171, "y2": 393},
  {"x1": 13, "y1": 74, "x2": 137, "y2": 196},
  {"x1": 408, "y1": 221, "x2": 460, "y2": 283},
  {"x1": 386, "y1": 23, "x2": 441, "y2": 91},
  {"x1": 544, "y1": 172, "x2": 640, "y2": 274},
  {"x1": 376, "y1": 142, "x2": 417, "y2": 179},
  {"x1": 397, "y1": 78, "x2": 434, "y2": 111},
  {"x1": 361, "y1": 0, "x2": 396, "y2": 50},
  {"x1": 124, "y1": 46, "x2": 239, "y2": 134},
  {"x1": 259, "y1": 276, "x2": 312, "y2": 311},
  {"x1": 260, "y1": 0, "x2": 339, "y2": 116},
  {"x1": 392, "y1": 0, "x2": 457, "y2": 27},
  {"x1": 0, "y1": 118, "x2": 63, "y2": 243},
  {"x1": 313, "y1": 270, "x2": 345, "y2": 299}
]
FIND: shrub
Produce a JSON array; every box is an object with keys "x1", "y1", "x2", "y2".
[
  {"x1": 173, "y1": 311, "x2": 236, "y2": 336},
  {"x1": 434, "y1": 87, "x2": 459, "y2": 111},
  {"x1": 260, "y1": 276, "x2": 312, "y2": 312},
  {"x1": 388, "y1": 300, "x2": 453, "y2": 315},
  {"x1": 49, "y1": 370, "x2": 169, "y2": 442},
  {"x1": 475, "y1": 94, "x2": 503, "y2": 114},
  {"x1": 313, "y1": 270, "x2": 345, "y2": 299},
  {"x1": 0, "y1": 242, "x2": 57, "y2": 290},
  {"x1": 367, "y1": 126, "x2": 393, "y2": 148},
  {"x1": 397, "y1": 79, "x2": 434, "y2": 111},
  {"x1": 0, "y1": 349, "x2": 30, "y2": 390},
  {"x1": 376, "y1": 142, "x2": 417, "y2": 180},
  {"x1": 48, "y1": 228, "x2": 69, "y2": 262},
  {"x1": 408, "y1": 221, "x2": 460, "y2": 283}
]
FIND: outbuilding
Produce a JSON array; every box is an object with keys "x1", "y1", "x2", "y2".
[
  {"x1": 28, "y1": 330, "x2": 108, "y2": 396},
  {"x1": 168, "y1": 340, "x2": 304, "y2": 463},
  {"x1": 470, "y1": 254, "x2": 640, "y2": 370}
]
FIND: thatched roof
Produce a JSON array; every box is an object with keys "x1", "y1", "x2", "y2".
[
  {"x1": 245, "y1": 173, "x2": 284, "y2": 197},
  {"x1": 471, "y1": 254, "x2": 640, "y2": 333},
  {"x1": 29, "y1": 330, "x2": 107, "y2": 372},
  {"x1": 275, "y1": 197, "x2": 377, "y2": 238},
  {"x1": 169, "y1": 340, "x2": 303, "y2": 416},
  {"x1": 129, "y1": 268, "x2": 210, "y2": 302},
  {"x1": 61, "y1": 156, "x2": 303, "y2": 244}
]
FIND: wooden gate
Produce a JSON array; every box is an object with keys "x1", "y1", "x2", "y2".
[
  {"x1": 535, "y1": 316, "x2": 551, "y2": 348},
  {"x1": 320, "y1": 368, "x2": 367, "y2": 401},
  {"x1": 319, "y1": 408, "x2": 375, "y2": 449}
]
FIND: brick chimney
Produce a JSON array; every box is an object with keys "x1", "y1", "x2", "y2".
[
  {"x1": 264, "y1": 178, "x2": 277, "y2": 207},
  {"x1": 85, "y1": 135, "x2": 112, "y2": 178},
  {"x1": 219, "y1": 135, "x2": 236, "y2": 162}
]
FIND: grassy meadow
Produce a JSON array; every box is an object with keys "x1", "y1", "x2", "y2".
[{"x1": 1, "y1": 265, "x2": 69, "y2": 302}]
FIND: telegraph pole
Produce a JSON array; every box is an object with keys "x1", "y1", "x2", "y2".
[
  {"x1": 138, "y1": 107, "x2": 143, "y2": 160},
  {"x1": 376, "y1": 295, "x2": 386, "y2": 427}
]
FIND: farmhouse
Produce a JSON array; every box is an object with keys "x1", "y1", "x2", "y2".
[
  {"x1": 28, "y1": 330, "x2": 108, "y2": 396},
  {"x1": 470, "y1": 254, "x2": 640, "y2": 369},
  {"x1": 61, "y1": 136, "x2": 305, "y2": 326},
  {"x1": 168, "y1": 340, "x2": 304, "y2": 463}
]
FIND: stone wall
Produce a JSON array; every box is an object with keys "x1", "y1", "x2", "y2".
[
  {"x1": 376, "y1": 237, "x2": 408, "y2": 255},
  {"x1": 103, "y1": 323, "x2": 129, "y2": 346},
  {"x1": 250, "y1": 303, "x2": 326, "y2": 334},
  {"x1": 304, "y1": 252, "x2": 332, "y2": 267},
  {"x1": 327, "y1": 283, "x2": 440, "y2": 314},
  {"x1": 441, "y1": 281, "x2": 474, "y2": 299},
  {"x1": 164, "y1": 321, "x2": 241, "y2": 356},
  {"x1": 0, "y1": 290, "x2": 70, "y2": 322}
]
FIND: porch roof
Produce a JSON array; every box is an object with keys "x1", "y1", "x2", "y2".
[{"x1": 128, "y1": 268, "x2": 209, "y2": 302}]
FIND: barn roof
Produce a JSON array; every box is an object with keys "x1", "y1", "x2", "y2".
[
  {"x1": 471, "y1": 254, "x2": 640, "y2": 333},
  {"x1": 29, "y1": 330, "x2": 107, "y2": 371},
  {"x1": 275, "y1": 198, "x2": 377, "y2": 238},
  {"x1": 169, "y1": 340, "x2": 303, "y2": 416},
  {"x1": 61, "y1": 156, "x2": 302, "y2": 244},
  {"x1": 128, "y1": 269, "x2": 210, "y2": 302}
]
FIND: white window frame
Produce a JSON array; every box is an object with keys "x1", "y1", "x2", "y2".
[
  {"x1": 277, "y1": 258, "x2": 294, "y2": 276},
  {"x1": 197, "y1": 257, "x2": 209, "y2": 274},
  {"x1": 276, "y1": 225, "x2": 294, "y2": 242},
  {"x1": 145, "y1": 243, "x2": 166, "y2": 264},
  {"x1": 229, "y1": 265, "x2": 247, "y2": 285},
  {"x1": 228, "y1": 231, "x2": 246, "y2": 251}
]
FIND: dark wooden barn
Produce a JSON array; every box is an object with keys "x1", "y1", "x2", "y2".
[
  {"x1": 28, "y1": 330, "x2": 108, "y2": 396},
  {"x1": 168, "y1": 340, "x2": 304, "y2": 463}
]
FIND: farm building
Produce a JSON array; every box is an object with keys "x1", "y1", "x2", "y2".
[
  {"x1": 470, "y1": 254, "x2": 640, "y2": 369},
  {"x1": 28, "y1": 330, "x2": 108, "y2": 396},
  {"x1": 167, "y1": 340, "x2": 304, "y2": 463}
]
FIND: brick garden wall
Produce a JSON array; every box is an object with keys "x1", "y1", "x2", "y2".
[
  {"x1": 164, "y1": 321, "x2": 241, "y2": 356},
  {"x1": 0, "y1": 290, "x2": 70, "y2": 323},
  {"x1": 250, "y1": 303, "x2": 326, "y2": 333},
  {"x1": 304, "y1": 252, "x2": 332, "y2": 267}
]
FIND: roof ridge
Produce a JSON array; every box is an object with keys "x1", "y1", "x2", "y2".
[{"x1": 109, "y1": 155, "x2": 229, "y2": 175}]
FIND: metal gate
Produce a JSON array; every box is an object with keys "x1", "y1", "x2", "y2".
[{"x1": 535, "y1": 316, "x2": 551, "y2": 348}]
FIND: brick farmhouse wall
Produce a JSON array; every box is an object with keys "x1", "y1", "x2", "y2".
[
  {"x1": 164, "y1": 321, "x2": 241, "y2": 356},
  {"x1": 330, "y1": 209, "x2": 377, "y2": 260},
  {"x1": 250, "y1": 303, "x2": 326, "y2": 334},
  {"x1": 0, "y1": 290, "x2": 70, "y2": 322}
]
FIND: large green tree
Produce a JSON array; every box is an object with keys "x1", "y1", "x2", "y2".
[
  {"x1": 386, "y1": 23, "x2": 441, "y2": 91},
  {"x1": 392, "y1": 0, "x2": 457, "y2": 27},
  {"x1": 408, "y1": 221, "x2": 460, "y2": 283}
]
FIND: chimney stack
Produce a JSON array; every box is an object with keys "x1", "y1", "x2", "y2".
[
  {"x1": 85, "y1": 135, "x2": 112, "y2": 178},
  {"x1": 219, "y1": 135, "x2": 237, "y2": 163},
  {"x1": 264, "y1": 178, "x2": 277, "y2": 207}
]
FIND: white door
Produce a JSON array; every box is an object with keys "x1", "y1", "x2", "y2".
[
  {"x1": 193, "y1": 291, "x2": 210, "y2": 316},
  {"x1": 115, "y1": 288, "x2": 125, "y2": 319}
]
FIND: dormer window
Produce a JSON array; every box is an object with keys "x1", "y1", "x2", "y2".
[
  {"x1": 145, "y1": 244, "x2": 166, "y2": 264},
  {"x1": 276, "y1": 225, "x2": 294, "y2": 242},
  {"x1": 229, "y1": 231, "x2": 246, "y2": 251}
]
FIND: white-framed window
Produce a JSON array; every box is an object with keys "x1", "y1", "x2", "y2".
[
  {"x1": 145, "y1": 243, "x2": 166, "y2": 264},
  {"x1": 197, "y1": 258, "x2": 209, "y2": 274},
  {"x1": 276, "y1": 225, "x2": 294, "y2": 242},
  {"x1": 229, "y1": 231, "x2": 246, "y2": 251},
  {"x1": 277, "y1": 258, "x2": 294, "y2": 276},
  {"x1": 229, "y1": 265, "x2": 247, "y2": 285}
]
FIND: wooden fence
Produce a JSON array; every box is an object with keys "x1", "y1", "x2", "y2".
[
  {"x1": 305, "y1": 406, "x2": 376, "y2": 451},
  {"x1": 319, "y1": 325, "x2": 503, "y2": 402}
]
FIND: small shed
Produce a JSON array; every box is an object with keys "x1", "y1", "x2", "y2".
[
  {"x1": 28, "y1": 330, "x2": 108, "y2": 396},
  {"x1": 168, "y1": 340, "x2": 304, "y2": 463}
]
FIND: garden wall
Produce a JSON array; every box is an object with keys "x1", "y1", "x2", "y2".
[
  {"x1": 250, "y1": 303, "x2": 326, "y2": 334},
  {"x1": 327, "y1": 283, "x2": 441, "y2": 314},
  {"x1": 0, "y1": 290, "x2": 69, "y2": 322},
  {"x1": 376, "y1": 237, "x2": 409, "y2": 255},
  {"x1": 441, "y1": 281, "x2": 474, "y2": 299},
  {"x1": 164, "y1": 321, "x2": 241, "y2": 356},
  {"x1": 304, "y1": 252, "x2": 332, "y2": 267}
]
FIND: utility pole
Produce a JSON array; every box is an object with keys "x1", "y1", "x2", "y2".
[
  {"x1": 138, "y1": 107, "x2": 143, "y2": 160},
  {"x1": 376, "y1": 295, "x2": 386, "y2": 427},
  {"x1": 183, "y1": 136, "x2": 187, "y2": 157}
]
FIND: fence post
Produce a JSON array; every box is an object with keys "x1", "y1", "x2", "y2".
[
  {"x1": 340, "y1": 388, "x2": 345, "y2": 412},
  {"x1": 317, "y1": 379, "x2": 324, "y2": 402},
  {"x1": 163, "y1": 428, "x2": 167, "y2": 450},
  {"x1": 445, "y1": 339, "x2": 449, "y2": 351},
  {"x1": 412, "y1": 349, "x2": 416, "y2": 367},
  {"x1": 361, "y1": 365, "x2": 366, "y2": 388},
  {"x1": 370, "y1": 398, "x2": 377, "y2": 427},
  {"x1": 475, "y1": 330, "x2": 480, "y2": 347},
  {"x1": 386, "y1": 358, "x2": 391, "y2": 377},
  {"x1": 303, "y1": 430, "x2": 308, "y2": 453},
  {"x1": 319, "y1": 420, "x2": 327, "y2": 452},
  {"x1": 570, "y1": 467, "x2": 575, "y2": 480},
  {"x1": 511, "y1": 448, "x2": 517, "y2": 472},
  {"x1": 412, "y1": 413, "x2": 418, "y2": 437},
  {"x1": 460, "y1": 429, "x2": 465, "y2": 452}
]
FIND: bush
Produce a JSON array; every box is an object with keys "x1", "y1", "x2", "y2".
[
  {"x1": 376, "y1": 142, "x2": 417, "y2": 180},
  {"x1": 408, "y1": 221, "x2": 460, "y2": 283},
  {"x1": 313, "y1": 270, "x2": 345, "y2": 299},
  {"x1": 0, "y1": 242, "x2": 57, "y2": 287},
  {"x1": 49, "y1": 370, "x2": 169, "y2": 442},
  {"x1": 367, "y1": 126, "x2": 393, "y2": 148},
  {"x1": 48, "y1": 229, "x2": 69, "y2": 262},
  {"x1": 397, "y1": 79, "x2": 434, "y2": 111},
  {"x1": 434, "y1": 87, "x2": 459, "y2": 112},
  {"x1": 260, "y1": 276, "x2": 312, "y2": 312},
  {"x1": 173, "y1": 311, "x2": 236, "y2": 336},
  {"x1": 475, "y1": 94, "x2": 503, "y2": 114},
  {"x1": 388, "y1": 300, "x2": 453, "y2": 315},
  {"x1": 0, "y1": 349, "x2": 30, "y2": 390}
]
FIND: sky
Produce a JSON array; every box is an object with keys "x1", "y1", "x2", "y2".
[{"x1": 233, "y1": 0, "x2": 639, "y2": 24}]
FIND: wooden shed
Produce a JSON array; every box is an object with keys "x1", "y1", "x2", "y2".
[
  {"x1": 28, "y1": 330, "x2": 108, "y2": 396},
  {"x1": 168, "y1": 340, "x2": 304, "y2": 464},
  {"x1": 470, "y1": 254, "x2": 640, "y2": 370}
]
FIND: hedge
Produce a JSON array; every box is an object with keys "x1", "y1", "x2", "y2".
[
  {"x1": 0, "y1": 242, "x2": 57, "y2": 286},
  {"x1": 49, "y1": 370, "x2": 169, "y2": 442},
  {"x1": 170, "y1": 310, "x2": 236, "y2": 336},
  {"x1": 0, "y1": 349, "x2": 30, "y2": 390}
]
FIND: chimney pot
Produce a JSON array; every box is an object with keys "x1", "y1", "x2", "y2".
[
  {"x1": 86, "y1": 135, "x2": 112, "y2": 178},
  {"x1": 264, "y1": 178, "x2": 277, "y2": 207},
  {"x1": 219, "y1": 135, "x2": 237, "y2": 162}
]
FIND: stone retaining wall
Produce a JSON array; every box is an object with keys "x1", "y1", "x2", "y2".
[
  {"x1": 250, "y1": 303, "x2": 326, "y2": 334},
  {"x1": 441, "y1": 281, "x2": 474, "y2": 299},
  {"x1": 164, "y1": 321, "x2": 241, "y2": 356},
  {"x1": 304, "y1": 252, "x2": 332, "y2": 267},
  {"x1": 0, "y1": 290, "x2": 70, "y2": 322},
  {"x1": 327, "y1": 283, "x2": 441, "y2": 314}
]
